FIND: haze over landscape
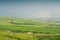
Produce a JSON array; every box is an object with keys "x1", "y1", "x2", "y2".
[
  {"x1": 0, "y1": 0, "x2": 60, "y2": 18},
  {"x1": 0, "y1": 0, "x2": 60, "y2": 40}
]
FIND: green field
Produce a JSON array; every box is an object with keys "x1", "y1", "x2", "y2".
[{"x1": 0, "y1": 17, "x2": 60, "y2": 40}]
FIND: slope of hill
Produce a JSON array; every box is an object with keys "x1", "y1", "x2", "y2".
[{"x1": 0, "y1": 17, "x2": 60, "y2": 40}]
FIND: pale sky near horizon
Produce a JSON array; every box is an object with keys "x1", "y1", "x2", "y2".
[{"x1": 0, "y1": 0, "x2": 60, "y2": 18}]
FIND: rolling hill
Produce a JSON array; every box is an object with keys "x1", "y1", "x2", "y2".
[{"x1": 0, "y1": 16, "x2": 60, "y2": 40}]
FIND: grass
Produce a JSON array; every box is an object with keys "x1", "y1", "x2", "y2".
[
  {"x1": 0, "y1": 24, "x2": 60, "y2": 34},
  {"x1": 0, "y1": 17, "x2": 60, "y2": 40},
  {"x1": 0, "y1": 31, "x2": 60, "y2": 40}
]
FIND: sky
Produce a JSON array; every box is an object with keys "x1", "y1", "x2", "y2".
[{"x1": 0, "y1": 0, "x2": 60, "y2": 18}]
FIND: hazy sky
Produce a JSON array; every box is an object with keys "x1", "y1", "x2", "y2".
[{"x1": 0, "y1": 0, "x2": 60, "y2": 18}]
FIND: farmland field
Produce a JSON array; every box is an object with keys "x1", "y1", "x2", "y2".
[{"x1": 0, "y1": 17, "x2": 60, "y2": 40}]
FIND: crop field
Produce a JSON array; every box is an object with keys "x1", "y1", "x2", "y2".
[{"x1": 0, "y1": 17, "x2": 60, "y2": 40}]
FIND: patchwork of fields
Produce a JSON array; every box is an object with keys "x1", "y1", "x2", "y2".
[{"x1": 0, "y1": 17, "x2": 60, "y2": 40}]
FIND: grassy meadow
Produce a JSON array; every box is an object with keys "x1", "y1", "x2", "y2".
[{"x1": 0, "y1": 17, "x2": 60, "y2": 40}]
